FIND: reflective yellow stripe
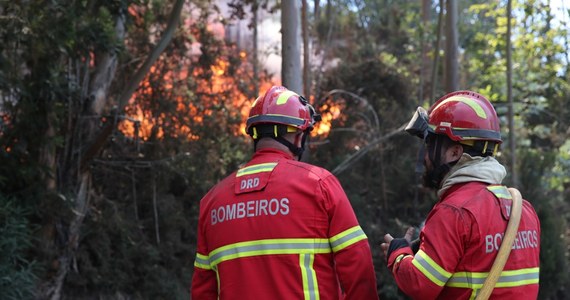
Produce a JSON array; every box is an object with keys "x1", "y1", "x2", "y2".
[
  {"x1": 287, "y1": 126, "x2": 298, "y2": 132},
  {"x1": 329, "y1": 226, "x2": 368, "y2": 252},
  {"x1": 197, "y1": 231, "x2": 368, "y2": 296},
  {"x1": 276, "y1": 90, "x2": 298, "y2": 105},
  {"x1": 207, "y1": 238, "x2": 332, "y2": 267},
  {"x1": 199, "y1": 227, "x2": 368, "y2": 270},
  {"x1": 300, "y1": 254, "x2": 320, "y2": 300},
  {"x1": 482, "y1": 141, "x2": 489, "y2": 153},
  {"x1": 447, "y1": 267, "x2": 539, "y2": 289},
  {"x1": 487, "y1": 185, "x2": 512, "y2": 199},
  {"x1": 459, "y1": 140, "x2": 476, "y2": 146},
  {"x1": 251, "y1": 96, "x2": 260, "y2": 108},
  {"x1": 194, "y1": 253, "x2": 211, "y2": 270},
  {"x1": 469, "y1": 289, "x2": 477, "y2": 300},
  {"x1": 236, "y1": 162, "x2": 278, "y2": 177},
  {"x1": 411, "y1": 250, "x2": 452, "y2": 286},
  {"x1": 432, "y1": 96, "x2": 487, "y2": 119}
]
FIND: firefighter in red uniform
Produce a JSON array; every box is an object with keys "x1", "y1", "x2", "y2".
[
  {"x1": 191, "y1": 86, "x2": 379, "y2": 299},
  {"x1": 381, "y1": 91, "x2": 540, "y2": 299}
]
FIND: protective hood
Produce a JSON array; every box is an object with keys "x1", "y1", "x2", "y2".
[{"x1": 438, "y1": 153, "x2": 506, "y2": 198}]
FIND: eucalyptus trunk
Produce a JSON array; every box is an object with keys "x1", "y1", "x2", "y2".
[
  {"x1": 506, "y1": 0, "x2": 517, "y2": 186},
  {"x1": 281, "y1": 0, "x2": 302, "y2": 93},
  {"x1": 430, "y1": 0, "x2": 445, "y2": 102},
  {"x1": 445, "y1": 0, "x2": 459, "y2": 92},
  {"x1": 39, "y1": 0, "x2": 184, "y2": 297}
]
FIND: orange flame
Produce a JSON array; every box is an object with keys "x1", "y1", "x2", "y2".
[
  {"x1": 312, "y1": 99, "x2": 343, "y2": 138},
  {"x1": 119, "y1": 44, "x2": 276, "y2": 142},
  {"x1": 118, "y1": 5, "x2": 340, "y2": 143}
]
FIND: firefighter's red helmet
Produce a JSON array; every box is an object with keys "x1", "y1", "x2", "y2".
[
  {"x1": 427, "y1": 90, "x2": 502, "y2": 143},
  {"x1": 246, "y1": 86, "x2": 318, "y2": 135}
]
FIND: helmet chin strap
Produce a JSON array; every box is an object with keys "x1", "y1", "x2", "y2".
[
  {"x1": 273, "y1": 131, "x2": 308, "y2": 160},
  {"x1": 251, "y1": 126, "x2": 308, "y2": 160}
]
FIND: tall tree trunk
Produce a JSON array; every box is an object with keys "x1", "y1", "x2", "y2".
[
  {"x1": 281, "y1": 0, "x2": 302, "y2": 93},
  {"x1": 81, "y1": 0, "x2": 184, "y2": 168},
  {"x1": 40, "y1": 110, "x2": 57, "y2": 192},
  {"x1": 314, "y1": 0, "x2": 320, "y2": 18},
  {"x1": 40, "y1": 11, "x2": 126, "y2": 299},
  {"x1": 40, "y1": 1, "x2": 185, "y2": 298},
  {"x1": 414, "y1": 0, "x2": 432, "y2": 219},
  {"x1": 419, "y1": 0, "x2": 430, "y2": 104},
  {"x1": 430, "y1": 0, "x2": 445, "y2": 102},
  {"x1": 506, "y1": 0, "x2": 517, "y2": 186},
  {"x1": 313, "y1": 0, "x2": 334, "y2": 100},
  {"x1": 302, "y1": 0, "x2": 311, "y2": 98},
  {"x1": 445, "y1": 0, "x2": 459, "y2": 92},
  {"x1": 252, "y1": 0, "x2": 259, "y2": 96}
]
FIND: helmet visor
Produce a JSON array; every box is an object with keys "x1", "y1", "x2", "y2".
[
  {"x1": 405, "y1": 106, "x2": 429, "y2": 139},
  {"x1": 307, "y1": 103, "x2": 321, "y2": 130}
]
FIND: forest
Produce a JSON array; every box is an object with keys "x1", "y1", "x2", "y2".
[{"x1": 0, "y1": 0, "x2": 568, "y2": 299}]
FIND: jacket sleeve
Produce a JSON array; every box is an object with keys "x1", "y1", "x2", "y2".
[
  {"x1": 190, "y1": 198, "x2": 217, "y2": 300},
  {"x1": 387, "y1": 204, "x2": 469, "y2": 299},
  {"x1": 322, "y1": 175, "x2": 379, "y2": 300}
]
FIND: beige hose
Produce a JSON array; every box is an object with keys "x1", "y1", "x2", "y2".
[{"x1": 475, "y1": 187, "x2": 523, "y2": 300}]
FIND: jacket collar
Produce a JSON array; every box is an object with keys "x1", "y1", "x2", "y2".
[
  {"x1": 438, "y1": 153, "x2": 506, "y2": 199},
  {"x1": 251, "y1": 148, "x2": 295, "y2": 161}
]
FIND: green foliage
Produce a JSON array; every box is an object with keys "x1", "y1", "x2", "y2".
[
  {"x1": 457, "y1": 3, "x2": 570, "y2": 295},
  {"x1": 1, "y1": 0, "x2": 569, "y2": 298},
  {"x1": 537, "y1": 207, "x2": 569, "y2": 299},
  {"x1": 312, "y1": 0, "x2": 569, "y2": 298},
  {"x1": 0, "y1": 195, "x2": 38, "y2": 300},
  {"x1": 64, "y1": 188, "x2": 193, "y2": 298},
  {"x1": 518, "y1": 149, "x2": 569, "y2": 299},
  {"x1": 313, "y1": 17, "x2": 426, "y2": 296}
]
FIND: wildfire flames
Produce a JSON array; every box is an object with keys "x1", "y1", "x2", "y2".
[
  {"x1": 119, "y1": 5, "x2": 340, "y2": 143},
  {"x1": 313, "y1": 102, "x2": 342, "y2": 136},
  {"x1": 118, "y1": 50, "x2": 276, "y2": 141},
  {"x1": 118, "y1": 58, "x2": 341, "y2": 141}
]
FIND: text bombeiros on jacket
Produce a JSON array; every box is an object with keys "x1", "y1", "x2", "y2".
[
  {"x1": 484, "y1": 229, "x2": 539, "y2": 253},
  {"x1": 211, "y1": 198, "x2": 290, "y2": 225}
]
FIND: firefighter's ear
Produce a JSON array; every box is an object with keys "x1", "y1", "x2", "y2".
[{"x1": 445, "y1": 143, "x2": 464, "y2": 162}]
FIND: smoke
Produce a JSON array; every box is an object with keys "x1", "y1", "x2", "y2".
[{"x1": 216, "y1": 1, "x2": 283, "y2": 81}]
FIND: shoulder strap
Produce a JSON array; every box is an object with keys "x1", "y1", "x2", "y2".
[{"x1": 475, "y1": 187, "x2": 523, "y2": 300}]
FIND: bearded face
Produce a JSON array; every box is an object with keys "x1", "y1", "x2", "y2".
[{"x1": 421, "y1": 134, "x2": 455, "y2": 189}]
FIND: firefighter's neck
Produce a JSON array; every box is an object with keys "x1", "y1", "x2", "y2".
[{"x1": 256, "y1": 134, "x2": 301, "y2": 160}]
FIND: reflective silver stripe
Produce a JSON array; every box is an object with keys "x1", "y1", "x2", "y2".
[
  {"x1": 209, "y1": 239, "x2": 331, "y2": 267},
  {"x1": 447, "y1": 267, "x2": 540, "y2": 288},
  {"x1": 246, "y1": 114, "x2": 305, "y2": 127},
  {"x1": 329, "y1": 226, "x2": 367, "y2": 252},
  {"x1": 496, "y1": 272, "x2": 540, "y2": 284},
  {"x1": 195, "y1": 256, "x2": 210, "y2": 267},
  {"x1": 301, "y1": 254, "x2": 319, "y2": 300},
  {"x1": 412, "y1": 250, "x2": 451, "y2": 286},
  {"x1": 194, "y1": 252, "x2": 212, "y2": 270}
]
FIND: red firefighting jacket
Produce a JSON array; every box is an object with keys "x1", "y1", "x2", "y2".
[
  {"x1": 387, "y1": 182, "x2": 540, "y2": 299},
  {"x1": 191, "y1": 148, "x2": 379, "y2": 300}
]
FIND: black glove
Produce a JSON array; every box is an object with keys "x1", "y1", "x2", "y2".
[
  {"x1": 410, "y1": 238, "x2": 420, "y2": 254},
  {"x1": 386, "y1": 237, "x2": 411, "y2": 259}
]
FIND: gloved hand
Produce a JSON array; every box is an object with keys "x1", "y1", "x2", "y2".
[
  {"x1": 381, "y1": 227, "x2": 415, "y2": 260},
  {"x1": 410, "y1": 238, "x2": 420, "y2": 254}
]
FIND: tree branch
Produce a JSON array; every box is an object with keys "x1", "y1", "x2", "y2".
[
  {"x1": 80, "y1": 0, "x2": 185, "y2": 171},
  {"x1": 331, "y1": 122, "x2": 406, "y2": 176}
]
